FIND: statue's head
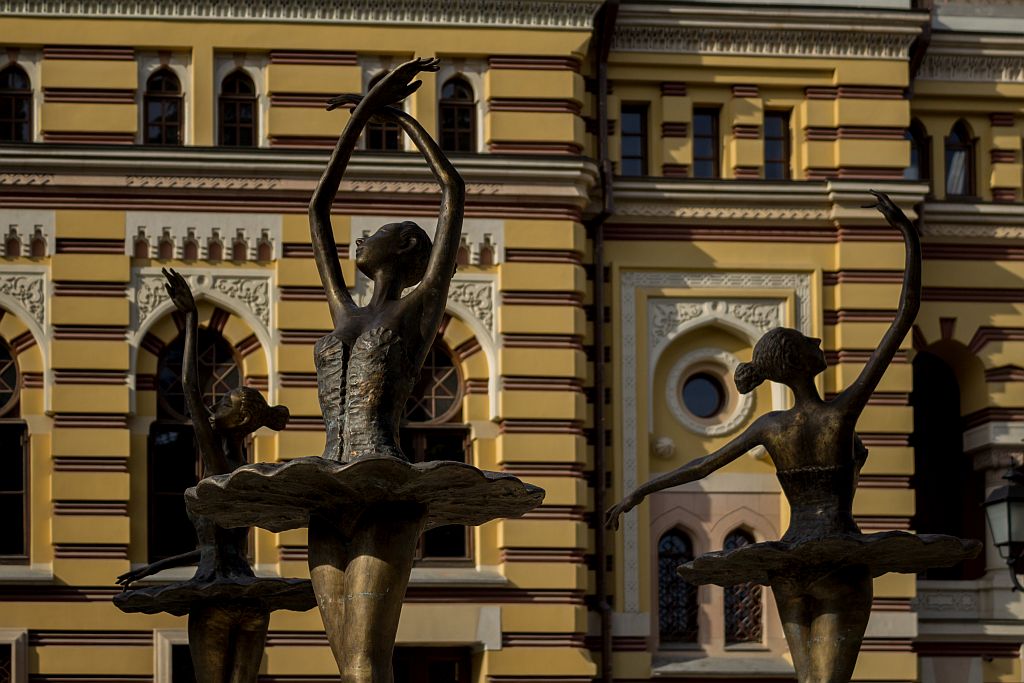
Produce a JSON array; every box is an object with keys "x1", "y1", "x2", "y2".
[
  {"x1": 210, "y1": 387, "x2": 289, "y2": 435},
  {"x1": 355, "y1": 220, "x2": 432, "y2": 289},
  {"x1": 734, "y1": 327, "x2": 827, "y2": 393}
]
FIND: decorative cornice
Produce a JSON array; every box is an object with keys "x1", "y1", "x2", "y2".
[
  {"x1": 0, "y1": 0, "x2": 603, "y2": 29},
  {"x1": 613, "y1": 25, "x2": 917, "y2": 60},
  {"x1": 919, "y1": 54, "x2": 1024, "y2": 82},
  {"x1": 612, "y1": 6, "x2": 925, "y2": 59}
]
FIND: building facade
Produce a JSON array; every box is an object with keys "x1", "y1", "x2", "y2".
[{"x1": 0, "y1": 1, "x2": 1022, "y2": 682}]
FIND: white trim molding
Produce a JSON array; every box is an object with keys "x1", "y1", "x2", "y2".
[
  {"x1": 0, "y1": 630, "x2": 27, "y2": 683},
  {"x1": 153, "y1": 629, "x2": 189, "y2": 683},
  {"x1": 0, "y1": 209, "x2": 53, "y2": 258},
  {"x1": 125, "y1": 210, "x2": 282, "y2": 261},
  {"x1": 136, "y1": 51, "x2": 192, "y2": 146},
  {"x1": 619, "y1": 270, "x2": 811, "y2": 614},
  {"x1": 213, "y1": 53, "x2": 268, "y2": 148}
]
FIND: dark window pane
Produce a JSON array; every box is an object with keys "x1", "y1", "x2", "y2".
[
  {"x1": 682, "y1": 373, "x2": 724, "y2": 418},
  {"x1": 694, "y1": 138, "x2": 714, "y2": 159},
  {"x1": 621, "y1": 137, "x2": 642, "y2": 157},
  {"x1": 621, "y1": 111, "x2": 641, "y2": 133},
  {"x1": 0, "y1": 642, "x2": 12, "y2": 683},
  {"x1": 0, "y1": 496, "x2": 24, "y2": 555},
  {"x1": 693, "y1": 160, "x2": 713, "y2": 178},
  {"x1": 765, "y1": 140, "x2": 783, "y2": 160},
  {"x1": 724, "y1": 531, "x2": 763, "y2": 643},
  {"x1": 658, "y1": 530, "x2": 698, "y2": 643},
  {"x1": 171, "y1": 643, "x2": 196, "y2": 683},
  {"x1": 620, "y1": 159, "x2": 642, "y2": 177}
]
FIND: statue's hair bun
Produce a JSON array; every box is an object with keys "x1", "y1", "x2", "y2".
[{"x1": 734, "y1": 361, "x2": 763, "y2": 394}]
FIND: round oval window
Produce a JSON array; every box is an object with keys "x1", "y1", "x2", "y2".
[{"x1": 682, "y1": 372, "x2": 725, "y2": 419}]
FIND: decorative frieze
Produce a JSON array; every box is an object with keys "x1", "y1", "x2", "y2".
[
  {"x1": 131, "y1": 268, "x2": 272, "y2": 332},
  {"x1": 919, "y1": 54, "x2": 1024, "y2": 82},
  {"x1": 0, "y1": 0, "x2": 604, "y2": 28},
  {"x1": 125, "y1": 211, "x2": 282, "y2": 262},
  {"x1": 0, "y1": 209, "x2": 53, "y2": 257}
]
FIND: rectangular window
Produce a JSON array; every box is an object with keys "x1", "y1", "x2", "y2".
[
  {"x1": 763, "y1": 110, "x2": 792, "y2": 180},
  {"x1": 400, "y1": 425, "x2": 472, "y2": 563},
  {"x1": 148, "y1": 424, "x2": 200, "y2": 563},
  {"x1": 0, "y1": 423, "x2": 28, "y2": 563},
  {"x1": 692, "y1": 107, "x2": 720, "y2": 179},
  {"x1": 394, "y1": 647, "x2": 471, "y2": 683},
  {"x1": 619, "y1": 104, "x2": 648, "y2": 177}
]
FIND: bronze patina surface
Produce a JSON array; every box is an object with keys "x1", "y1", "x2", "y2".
[
  {"x1": 606, "y1": 192, "x2": 980, "y2": 683},
  {"x1": 187, "y1": 60, "x2": 544, "y2": 679},
  {"x1": 114, "y1": 270, "x2": 314, "y2": 683}
]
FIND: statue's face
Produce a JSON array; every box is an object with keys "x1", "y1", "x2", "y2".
[
  {"x1": 786, "y1": 332, "x2": 827, "y2": 378},
  {"x1": 210, "y1": 389, "x2": 259, "y2": 434},
  {"x1": 355, "y1": 222, "x2": 405, "y2": 279}
]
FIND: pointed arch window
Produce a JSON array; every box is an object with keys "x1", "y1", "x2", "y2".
[
  {"x1": 439, "y1": 77, "x2": 475, "y2": 153},
  {"x1": 945, "y1": 120, "x2": 975, "y2": 198},
  {"x1": 0, "y1": 65, "x2": 32, "y2": 143},
  {"x1": 149, "y1": 326, "x2": 243, "y2": 562},
  {"x1": 401, "y1": 338, "x2": 470, "y2": 562},
  {"x1": 219, "y1": 70, "x2": 257, "y2": 148},
  {"x1": 144, "y1": 68, "x2": 183, "y2": 146},
  {"x1": 904, "y1": 119, "x2": 930, "y2": 183},
  {"x1": 658, "y1": 529, "x2": 698, "y2": 644},
  {"x1": 366, "y1": 72, "x2": 401, "y2": 151},
  {"x1": 723, "y1": 530, "x2": 763, "y2": 643}
]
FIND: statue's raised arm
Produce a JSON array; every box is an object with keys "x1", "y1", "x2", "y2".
[
  {"x1": 836, "y1": 190, "x2": 921, "y2": 416},
  {"x1": 310, "y1": 57, "x2": 443, "y2": 327}
]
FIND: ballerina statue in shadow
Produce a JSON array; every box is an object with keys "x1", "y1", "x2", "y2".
[
  {"x1": 187, "y1": 58, "x2": 543, "y2": 681},
  {"x1": 115, "y1": 269, "x2": 314, "y2": 683},
  {"x1": 606, "y1": 191, "x2": 980, "y2": 683}
]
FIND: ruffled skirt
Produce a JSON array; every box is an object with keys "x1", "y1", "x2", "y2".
[
  {"x1": 185, "y1": 455, "x2": 545, "y2": 533},
  {"x1": 678, "y1": 531, "x2": 981, "y2": 587},
  {"x1": 114, "y1": 574, "x2": 315, "y2": 616}
]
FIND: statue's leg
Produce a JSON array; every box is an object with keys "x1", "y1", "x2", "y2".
[
  {"x1": 309, "y1": 515, "x2": 351, "y2": 669},
  {"x1": 229, "y1": 605, "x2": 270, "y2": 683},
  {"x1": 338, "y1": 503, "x2": 425, "y2": 683},
  {"x1": 188, "y1": 605, "x2": 232, "y2": 683},
  {"x1": 807, "y1": 565, "x2": 873, "y2": 683},
  {"x1": 772, "y1": 582, "x2": 814, "y2": 683}
]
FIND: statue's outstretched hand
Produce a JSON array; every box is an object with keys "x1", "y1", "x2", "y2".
[
  {"x1": 115, "y1": 566, "x2": 150, "y2": 590},
  {"x1": 326, "y1": 93, "x2": 363, "y2": 111},
  {"x1": 361, "y1": 57, "x2": 440, "y2": 110},
  {"x1": 604, "y1": 492, "x2": 641, "y2": 531},
  {"x1": 162, "y1": 268, "x2": 196, "y2": 315},
  {"x1": 864, "y1": 190, "x2": 914, "y2": 232}
]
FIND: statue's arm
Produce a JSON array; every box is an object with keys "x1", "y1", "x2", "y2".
[
  {"x1": 162, "y1": 269, "x2": 228, "y2": 474},
  {"x1": 605, "y1": 418, "x2": 766, "y2": 530},
  {"x1": 115, "y1": 549, "x2": 201, "y2": 587},
  {"x1": 394, "y1": 109, "x2": 465, "y2": 298},
  {"x1": 838, "y1": 191, "x2": 921, "y2": 414},
  {"x1": 308, "y1": 108, "x2": 366, "y2": 326}
]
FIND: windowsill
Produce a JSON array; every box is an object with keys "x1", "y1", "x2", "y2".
[
  {"x1": 0, "y1": 563, "x2": 53, "y2": 582},
  {"x1": 723, "y1": 642, "x2": 771, "y2": 652},
  {"x1": 652, "y1": 653, "x2": 795, "y2": 678},
  {"x1": 410, "y1": 565, "x2": 507, "y2": 586}
]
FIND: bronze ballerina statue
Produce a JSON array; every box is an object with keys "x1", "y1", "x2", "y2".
[
  {"x1": 115, "y1": 269, "x2": 314, "y2": 683},
  {"x1": 187, "y1": 58, "x2": 543, "y2": 679},
  {"x1": 606, "y1": 192, "x2": 980, "y2": 683}
]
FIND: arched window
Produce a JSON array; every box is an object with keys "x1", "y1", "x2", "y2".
[
  {"x1": 401, "y1": 338, "x2": 470, "y2": 562},
  {"x1": 439, "y1": 77, "x2": 475, "y2": 153},
  {"x1": 219, "y1": 70, "x2": 257, "y2": 147},
  {"x1": 904, "y1": 119, "x2": 930, "y2": 182},
  {"x1": 658, "y1": 529, "x2": 698, "y2": 644},
  {"x1": 144, "y1": 68, "x2": 183, "y2": 145},
  {"x1": 945, "y1": 120, "x2": 975, "y2": 198},
  {"x1": 0, "y1": 338, "x2": 28, "y2": 562},
  {"x1": 149, "y1": 327, "x2": 243, "y2": 561},
  {"x1": 365, "y1": 72, "x2": 401, "y2": 151},
  {"x1": 723, "y1": 530, "x2": 763, "y2": 643},
  {"x1": 912, "y1": 351, "x2": 986, "y2": 580},
  {"x1": 0, "y1": 64, "x2": 32, "y2": 143}
]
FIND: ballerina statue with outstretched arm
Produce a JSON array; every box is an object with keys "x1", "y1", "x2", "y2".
[
  {"x1": 114, "y1": 269, "x2": 313, "y2": 683},
  {"x1": 186, "y1": 59, "x2": 543, "y2": 681},
  {"x1": 606, "y1": 192, "x2": 979, "y2": 683}
]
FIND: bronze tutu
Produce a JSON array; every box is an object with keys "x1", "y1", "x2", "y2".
[
  {"x1": 114, "y1": 575, "x2": 315, "y2": 617},
  {"x1": 678, "y1": 531, "x2": 982, "y2": 587},
  {"x1": 186, "y1": 454, "x2": 545, "y2": 534}
]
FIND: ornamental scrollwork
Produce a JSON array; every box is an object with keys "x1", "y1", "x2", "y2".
[
  {"x1": 133, "y1": 270, "x2": 272, "y2": 331},
  {"x1": 0, "y1": 274, "x2": 44, "y2": 327}
]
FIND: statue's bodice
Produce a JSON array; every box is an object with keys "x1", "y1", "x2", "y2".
[
  {"x1": 314, "y1": 326, "x2": 417, "y2": 463},
  {"x1": 776, "y1": 457, "x2": 863, "y2": 542},
  {"x1": 190, "y1": 510, "x2": 252, "y2": 581}
]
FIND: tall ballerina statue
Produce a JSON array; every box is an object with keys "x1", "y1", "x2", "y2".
[
  {"x1": 187, "y1": 58, "x2": 543, "y2": 681},
  {"x1": 606, "y1": 192, "x2": 980, "y2": 683}
]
